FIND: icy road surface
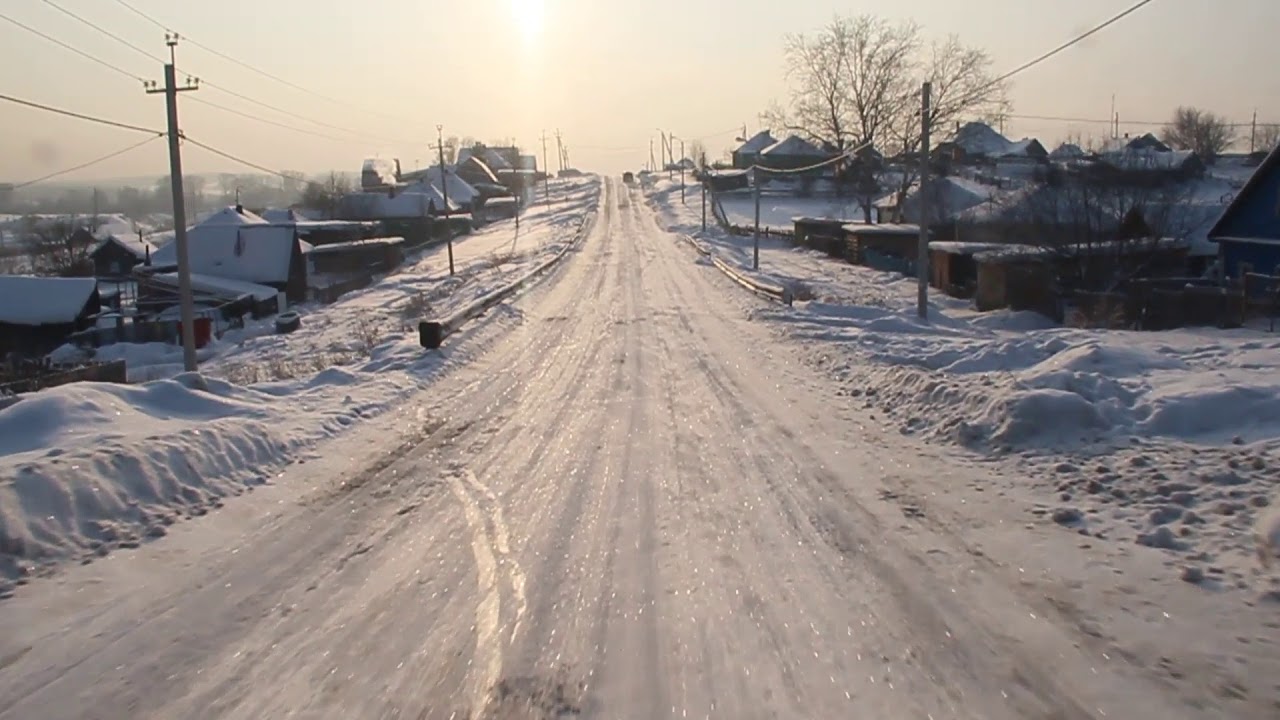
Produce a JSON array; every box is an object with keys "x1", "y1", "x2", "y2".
[{"x1": 0, "y1": 179, "x2": 1223, "y2": 718}]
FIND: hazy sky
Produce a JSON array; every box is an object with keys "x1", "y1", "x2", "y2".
[{"x1": 3, "y1": 0, "x2": 1279, "y2": 185}]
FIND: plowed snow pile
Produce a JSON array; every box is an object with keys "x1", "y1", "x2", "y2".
[{"x1": 648, "y1": 177, "x2": 1280, "y2": 596}]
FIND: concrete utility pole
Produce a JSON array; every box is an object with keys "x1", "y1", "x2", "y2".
[
  {"x1": 1251, "y1": 110, "x2": 1258, "y2": 153},
  {"x1": 540, "y1": 130, "x2": 550, "y2": 207},
  {"x1": 916, "y1": 81, "x2": 931, "y2": 321},
  {"x1": 146, "y1": 34, "x2": 200, "y2": 372},
  {"x1": 436, "y1": 124, "x2": 455, "y2": 276},
  {"x1": 649, "y1": 137, "x2": 656, "y2": 173}
]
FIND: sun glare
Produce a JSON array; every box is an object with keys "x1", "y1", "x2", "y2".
[{"x1": 511, "y1": 0, "x2": 545, "y2": 39}]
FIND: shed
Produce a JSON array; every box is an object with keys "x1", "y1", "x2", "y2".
[
  {"x1": 1208, "y1": 142, "x2": 1280, "y2": 279},
  {"x1": 973, "y1": 246, "x2": 1056, "y2": 314},
  {"x1": 843, "y1": 223, "x2": 927, "y2": 271},
  {"x1": 793, "y1": 216, "x2": 855, "y2": 255},
  {"x1": 308, "y1": 236, "x2": 405, "y2": 275},
  {"x1": 0, "y1": 275, "x2": 101, "y2": 356},
  {"x1": 927, "y1": 241, "x2": 1010, "y2": 297}
]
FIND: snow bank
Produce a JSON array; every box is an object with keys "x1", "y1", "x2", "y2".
[
  {"x1": 1, "y1": 176, "x2": 601, "y2": 592},
  {"x1": 0, "y1": 371, "x2": 386, "y2": 582},
  {"x1": 649, "y1": 176, "x2": 1280, "y2": 587}
]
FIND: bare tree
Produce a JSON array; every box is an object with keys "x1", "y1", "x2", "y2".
[
  {"x1": 882, "y1": 35, "x2": 1006, "y2": 221},
  {"x1": 442, "y1": 136, "x2": 460, "y2": 164},
  {"x1": 1254, "y1": 124, "x2": 1280, "y2": 153},
  {"x1": 301, "y1": 172, "x2": 353, "y2": 219},
  {"x1": 999, "y1": 178, "x2": 1197, "y2": 292},
  {"x1": 19, "y1": 217, "x2": 98, "y2": 276},
  {"x1": 686, "y1": 139, "x2": 709, "y2": 168},
  {"x1": 769, "y1": 14, "x2": 1005, "y2": 222},
  {"x1": 1161, "y1": 106, "x2": 1236, "y2": 162}
]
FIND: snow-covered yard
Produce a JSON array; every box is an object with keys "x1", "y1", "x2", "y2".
[
  {"x1": 0, "y1": 176, "x2": 600, "y2": 593},
  {"x1": 649, "y1": 177, "x2": 1280, "y2": 600}
]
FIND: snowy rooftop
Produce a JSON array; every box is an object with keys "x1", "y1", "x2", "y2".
[
  {"x1": 735, "y1": 130, "x2": 777, "y2": 155},
  {"x1": 761, "y1": 135, "x2": 827, "y2": 158},
  {"x1": 147, "y1": 272, "x2": 280, "y2": 302},
  {"x1": 307, "y1": 236, "x2": 405, "y2": 254},
  {"x1": 0, "y1": 276, "x2": 98, "y2": 325},
  {"x1": 338, "y1": 188, "x2": 458, "y2": 220},
  {"x1": 843, "y1": 223, "x2": 924, "y2": 236},
  {"x1": 150, "y1": 223, "x2": 301, "y2": 285},
  {"x1": 260, "y1": 208, "x2": 311, "y2": 224}
]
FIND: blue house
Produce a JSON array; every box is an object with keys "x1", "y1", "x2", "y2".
[{"x1": 1209, "y1": 142, "x2": 1280, "y2": 279}]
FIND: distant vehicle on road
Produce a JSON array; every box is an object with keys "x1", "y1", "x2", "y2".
[{"x1": 622, "y1": 171, "x2": 635, "y2": 184}]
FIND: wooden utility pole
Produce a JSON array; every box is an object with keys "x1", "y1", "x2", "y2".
[
  {"x1": 649, "y1": 137, "x2": 656, "y2": 173},
  {"x1": 555, "y1": 129, "x2": 564, "y2": 173},
  {"x1": 1251, "y1": 110, "x2": 1258, "y2": 153},
  {"x1": 436, "y1": 124, "x2": 455, "y2": 276},
  {"x1": 146, "y1": 34, "x2": 200, "y2": 372},
  {"x1": 916, "y1": 81, "x2": 931, "y2": 321},
  {"x1": 540, "y1": 130, "x2": 550, "y2": 207}
]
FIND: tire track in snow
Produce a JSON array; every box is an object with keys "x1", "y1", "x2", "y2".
[{"x1": 447, "y1": 465, "x2": 527, "y2": 715}]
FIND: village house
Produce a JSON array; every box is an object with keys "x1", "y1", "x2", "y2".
[
  {"x1": 144, "y1": 205, "x2": 310, "y2": 304},
  {"x1": 732, "y1": 130, "x2": 777, "y2": 169},
  {"x1": 1208, "y1": 142, "x2": 1280, "y2": 281},
  {"x1": 0, "y1": 275, "x2": 101, "y2": 357}
]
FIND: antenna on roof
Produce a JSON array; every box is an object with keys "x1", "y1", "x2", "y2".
[{"x1": 234, "y1": 187, "x2": 243, "y2": 214}]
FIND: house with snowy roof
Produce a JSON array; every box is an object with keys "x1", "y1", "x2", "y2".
[
  {"x1": 398, "y1": 165, "x2": 480, "y2": 212},
  {"x1": 758, "y1": 135, "x2": 831, "y2": 171},
  {"x1": 145, "y1": 205, "x2": 310, "y2": 303},
  {"x1": 1208, "y1": 142, "x2": 1280, "y2": 280},
  {"x1": 732, "y1": 130, "x2": 777, "y2": 169},
  {"x1": 936, "y1": 122, "x2": 1048, "y2": 165},
  {"x1": 0, "y1": 275, "x2": 101, "y2": 356}
]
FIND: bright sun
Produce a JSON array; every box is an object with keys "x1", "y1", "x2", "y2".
[{"x1": 510, "y1": 0, "x2": 545, "y2": 38}]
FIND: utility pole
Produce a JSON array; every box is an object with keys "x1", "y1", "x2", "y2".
[
  {"x1": 1111, "y1": 94, "x2": 1117, "y2": 139},
  {"x1": 1251, "y1": 110, "x2": 1258, "y2": 153},
  {"x1": 540, "y1": 130, "x2": 550, "y2": 207},
  {"x1": 752, "y1": 166, "x2": 761, "y2": 271},
  {"x1": 916, "y1": 81, "x2": 931, "y2": 321},
  {"x1": 649, "y1": 137, "x2": 656, "y2": 173},
  {"x1": 677, "y1": 136, "x2": 686, "y2": 204},
  {"x1": 555, "y1": 129, "x2": 564, "y2": 173},
  {"x1": 146, "y1": 34, "x2": 200, "y2": 372},
  {"x1": 701, "y1": 180, "x2": 706, "y2": 232},
  {"x1": 435, "y1": 124, "x2": 455, "y2": 276}
]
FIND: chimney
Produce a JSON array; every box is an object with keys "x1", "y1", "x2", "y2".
[{"x1": 394, "y1": 159, "x2": 402, "y2": 180}]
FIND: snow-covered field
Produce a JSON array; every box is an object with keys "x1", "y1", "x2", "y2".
[
  {"x1": 649, "y1": 177, "x2": 1280, "y2": 601},
  {"x1": 0, "y1": 176, "x2": 600, "y2": 593}
]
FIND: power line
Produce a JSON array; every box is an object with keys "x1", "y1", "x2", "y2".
[
  {"x1": 110, "y1": 0, "x2": 420, "y2": 127},
  {"x1": 950, "y1": 0, "x2": 1161, "y2": 112},
  {"x1": 0, "y1": 93, "x2": 162, "y2": 134},
  {"x1": 42, "y1": 0, "x2": 163, "y2": 64},
  {"x1": 182, "y1": 135, "x2": 331, "y2": 190},
  {"x1": 34, "y1": 0, "x2": 418, "y2": 147},
  {"x1": 0, "y1": 10, "x2": 145, "y2": 83},
  {"x1": 196, "y1": 80, "x2": 416, "y2": 146},
  {"x1": 991, "y1": 0, "x2": 1160, "y2": 88},
  {"x1": 1006, "y1": 111, "x2": 1272, "y2": 129},
  {"x1": 15, "y1": 134, "x2": 163, "y2": 188},
  {"x1": 186, "y1": 95, "x2": 397, "y2": 147}
]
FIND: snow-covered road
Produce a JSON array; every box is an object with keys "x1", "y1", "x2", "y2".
[{"x1": 0, "y1": 178, "x2": 1265, "y2": 719}]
